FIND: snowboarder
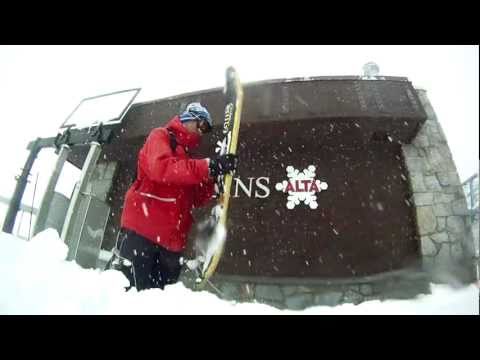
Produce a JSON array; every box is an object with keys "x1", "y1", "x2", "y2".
[{"x1": 112, "y1": 103, "x2": 238, "y2": 291}]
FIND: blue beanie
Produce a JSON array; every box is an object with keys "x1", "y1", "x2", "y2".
[{"x1": 179, "y1": 102, "x2": 213, "y2": 129}]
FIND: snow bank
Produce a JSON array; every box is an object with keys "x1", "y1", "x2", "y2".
[{"x1": 0, "y1": 230, "x2": 478, "y2": 315}]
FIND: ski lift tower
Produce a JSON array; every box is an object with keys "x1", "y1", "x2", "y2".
[{"x1": 2, "y1": 88, "x2": 140, "y2": 264}]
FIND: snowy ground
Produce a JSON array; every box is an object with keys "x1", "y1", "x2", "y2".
[{"x1": 0, "y1": 229, "x2": 478, "y2": 315}]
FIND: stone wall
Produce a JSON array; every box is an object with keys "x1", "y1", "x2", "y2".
[
  {"x1": 180, "y1": 271, "x2": 430, "y2": 310},
  {"x1": 402, "y1": 90, "x2": 476, "y2": 281}
]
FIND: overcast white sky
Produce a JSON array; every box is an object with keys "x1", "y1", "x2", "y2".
[{"x1": 0, "y1": 45, "x2": 478, "y2": 205}]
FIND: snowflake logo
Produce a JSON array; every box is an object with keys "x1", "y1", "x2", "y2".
[
  {"x1": 215, "y1": 133, "x2": 231, "y2": 155},
  {"x1": 275, "y1": 165, "x2": 328, "y2": 210}
]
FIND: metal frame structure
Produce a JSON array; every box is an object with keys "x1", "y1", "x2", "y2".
[
  {"x1": 1, "y1": 126, "x2": 114, "y2": 234},
  {"x1": 71, "y1": 195, "x2": 111, "y2": 267},
  {"x1": 60, "y1": 88, "x2": 141, "y2": 130},
  {"x1": 2, "y1": 139, "x2": 42, "y2": 234},
  {"x1": 62, "y1": 141, "x2": 102, "y2": 257},
  {"x1": 2, "y1": 88, "x2": 141, "y2": 242},
  {"x1": 32, "y1": 144, "x2": 71, "y2": 236}
]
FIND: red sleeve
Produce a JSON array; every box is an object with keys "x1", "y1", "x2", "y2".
[
  {"x1": 143, "y1": 129, "x2": 211, "y2": 186},
  {"x1": 193, "y1": 179, "x2": 215, "y2": 208}
]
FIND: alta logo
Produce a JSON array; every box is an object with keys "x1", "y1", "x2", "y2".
[
  {"x1": 231, "y1": 164, "x2": 328, "y2": 210},
  {"x1": 274, "y1": 165, "x2": 328, "y2": 209}
]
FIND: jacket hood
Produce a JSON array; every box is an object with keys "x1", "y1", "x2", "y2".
[{"x1": 166, "y1": 116, "x2": 201, "y2": 150}]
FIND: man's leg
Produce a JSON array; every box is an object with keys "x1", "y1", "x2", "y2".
[
  {"x1": 118, "y1": 229, "x2": 182, "y2": 291},
  {"x1": 118, "y1": 229, "x2": 157, "y2": 291},
  {"x1": 106, "y1": 229, "x2": 135, "y2": 290},
  {"x1": 151, "y1": 247, "x2": 183, "y2": 289}
]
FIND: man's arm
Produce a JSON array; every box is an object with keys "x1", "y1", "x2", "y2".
[{"x1": 193, "y1": 179, "x2": 215, "y2": 208}]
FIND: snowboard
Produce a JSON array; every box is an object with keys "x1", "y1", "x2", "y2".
[{"x1": 194, "y1": 66, "x2": 244, "y2": 289}]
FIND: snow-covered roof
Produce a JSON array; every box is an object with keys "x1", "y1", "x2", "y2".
[{"x1": 133, "y1": 75, "x2": 410, "y2": 108}]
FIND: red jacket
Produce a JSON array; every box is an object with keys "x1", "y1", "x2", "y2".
[{"x1": 121, "y1": 116, "x2": 215, "y2": 252}]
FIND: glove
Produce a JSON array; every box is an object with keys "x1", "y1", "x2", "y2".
[
  {"x1": 209, "y1": 154, "x2": 239, "y2": 177},
  {"x1": 179, "y1": 256, "x2": 205, "y2": 271}
]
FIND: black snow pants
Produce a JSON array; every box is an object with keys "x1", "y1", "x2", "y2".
[{"x1": 111, "y1": 228, "x2": 183, "y2": 291}]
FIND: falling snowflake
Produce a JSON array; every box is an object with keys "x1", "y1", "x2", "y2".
[{"x1": 274, "y1": 165, "x2": 328, "y2": 209}]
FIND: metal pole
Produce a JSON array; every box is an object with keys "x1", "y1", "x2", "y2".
[
  {"x1": 28, "y1": 173, "x2": 39, "y2": 240},
  {"x1": 15, "y1": 206, "x2": 25, "y2": 238},
  {"x1": 2, "y1": 139, "x2": 41, "y2": 234},
  {"x1": 61, "y1": 142, "x2": 101, "y2": 260},
  {"x1": 33, "y1": 144, "x2": 71, "y2": 237}
]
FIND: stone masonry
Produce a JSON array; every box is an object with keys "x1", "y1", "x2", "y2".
[{"x1": 402, "y1": 89, "x2": 476, "y2": 281}]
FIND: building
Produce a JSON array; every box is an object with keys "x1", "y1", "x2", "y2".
[{"x1": 12, "y1": 73, "x2": 478, "y2": 309}]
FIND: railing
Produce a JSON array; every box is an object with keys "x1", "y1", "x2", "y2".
[
  {"x1": 462, "y1": 173, "x2": 479, "y2": 215},
  {"x1": 463, "y1": 173, "x2": 479, "y2": 283}
]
